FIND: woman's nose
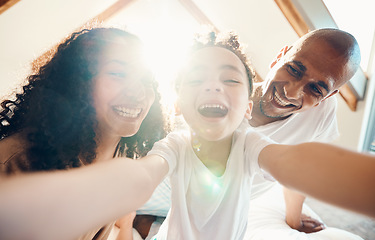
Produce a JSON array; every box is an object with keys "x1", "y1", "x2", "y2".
[{"x1": 124, "y1": 80, "x2": 146, "y2": 99}]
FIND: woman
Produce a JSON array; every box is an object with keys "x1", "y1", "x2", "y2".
[{"x1": 0, "y1": 26, "x2": 170, "y2": 240}]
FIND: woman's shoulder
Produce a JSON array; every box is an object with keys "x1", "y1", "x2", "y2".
[{"x1": 0, "y1": 132, "x2": 31, "y2": 176}]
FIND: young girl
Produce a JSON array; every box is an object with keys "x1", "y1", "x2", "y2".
[{"x1": 0, "y1": 26, "x2": 169, "y2": 240}]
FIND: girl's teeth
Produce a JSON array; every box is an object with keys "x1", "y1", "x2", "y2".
[{"x1": 199, "y1": 104, "x2": 227, "y2": 110}]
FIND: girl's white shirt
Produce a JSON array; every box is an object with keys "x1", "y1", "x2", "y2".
[{"x1": 147, "y1": 121, "x2": 274, "y2": 240}]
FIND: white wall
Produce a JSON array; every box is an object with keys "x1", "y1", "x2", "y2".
[
  {"x1": 333, "y1": 95, "x2": 367, "y2": 151},
  {"x1": 0, "y1": 0, "x2": 118, "y2": 98}
]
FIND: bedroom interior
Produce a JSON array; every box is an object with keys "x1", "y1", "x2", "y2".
[{"x1": 1, "y1": 0, "x2": 374, "y2": 238}]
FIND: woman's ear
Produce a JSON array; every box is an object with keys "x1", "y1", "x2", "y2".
[
  {"x1": 174, "y1": 102, "x2": 182, "y2": 116},
  {"x1": 269, "y1": 45, "x2": 290, "y2": 69}
]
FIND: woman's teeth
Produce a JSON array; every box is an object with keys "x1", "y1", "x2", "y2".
[{"x1": 114, "y1": 106, "x2": 141, "y2": 118}]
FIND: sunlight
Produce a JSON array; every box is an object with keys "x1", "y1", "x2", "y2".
[
  {"x1": 104, "y1": 0, "x2": 202, "y2": 113},
  {"x1": 323, "y1": 0, "x2": 375, "y2": 72},
  {"x1": 140, "y1": 20, "x2": 192, "y2": 110}
]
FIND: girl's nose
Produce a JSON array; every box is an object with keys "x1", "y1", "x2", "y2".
[
  {"x1": 204, "y1": 79, "x2": 222, "y2": 92},
  {"x1": 205, "y1": 88, "x2": 221, "y2": 92}
]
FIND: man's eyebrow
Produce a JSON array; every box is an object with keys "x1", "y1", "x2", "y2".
[
  {"x1": 317, "y1": 81, "x2": 330, "y2": 93},
  {"x1": 293, "y1": 61, "x2": 307, "y2": 73}
]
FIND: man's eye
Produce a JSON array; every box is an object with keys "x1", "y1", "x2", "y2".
[
  {"x1": 287, "y1": 65, "x2": 301, "y2": 78},
  {"x1": 309, "y1": 84, "x2": 323, "y2": 97}
]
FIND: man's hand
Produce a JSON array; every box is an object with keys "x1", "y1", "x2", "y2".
[{"x1": 295, "y1": 213, "x2": 325, "y2": 233}]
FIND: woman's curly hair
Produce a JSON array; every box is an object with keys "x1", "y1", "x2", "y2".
[
  {"x1": 176, "y1": 30, "x2": 255, "y2": 95},
  {"x1": 0, "y1": 27, "x2": 170, "y2": 171}
]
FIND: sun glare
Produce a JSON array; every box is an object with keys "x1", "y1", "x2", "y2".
[
  {"x1": 141, "y1": 27, "x2": 191, "y2": 111},
  {"x1": 124, "y1": 10, "x2": 197, "y2": 115}
]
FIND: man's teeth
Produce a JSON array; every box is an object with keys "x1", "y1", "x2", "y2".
[
  {"x1": 114, "y1": 106, "x2": 141, "y2": 118},
  {"x1": 274, "y1": 91, "x2": 290, "y2": 107},
  {"x1": 198, "y1": 104, "x2": 227, "y2": 111}
]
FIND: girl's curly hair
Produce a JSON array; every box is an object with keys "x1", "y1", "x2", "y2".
[
  {"x1": 0, "y1": 27, "x2": 170, "y2": 171},
  {"x1": 176, "y1": 30, "x2": 255, "y2": 95}
]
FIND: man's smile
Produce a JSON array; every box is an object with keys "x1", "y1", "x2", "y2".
[{"x1": 271, "y1": 87, "x2": 297, "y2": 109}]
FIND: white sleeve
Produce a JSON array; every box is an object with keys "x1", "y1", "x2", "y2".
[
  {"x1": 147, "y1": 132, "x2": 181, "y2": 176},
  {"x1": 244, "y1": 129, "x2": 276, "y2": 177}
]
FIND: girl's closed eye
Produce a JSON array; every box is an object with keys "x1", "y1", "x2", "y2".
[
  {"x1": 187, "y1": 79, "x2": 203, "y2": 85},
  {"x1": 224, "y1": 79, "x2": 241, "y2": 84}
]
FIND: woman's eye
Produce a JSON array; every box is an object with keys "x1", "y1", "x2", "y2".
[
  {"x1": 109, "y1": 72, "x2": 126, "y2": 78},
  {"x1": 287, "y1": 65, "x2": 301, "y2": 78}
]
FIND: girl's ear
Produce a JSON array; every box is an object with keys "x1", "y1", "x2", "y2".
[
  {"x1": 269, "y1": 45, "x2": 290, "y2": 69},
  {"x1": 244, "y1": 100, "x2": 253, "y2": 120}
]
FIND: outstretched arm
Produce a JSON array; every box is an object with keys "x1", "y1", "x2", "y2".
[
  {"x1": 259, "y1": 142, "x2": 375, "y2": 218},
  {"x1": 0, "y1": 155, "x2": 168, "y2": 240}
]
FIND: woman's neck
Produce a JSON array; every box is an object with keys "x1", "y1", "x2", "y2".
[{"x1": 94, "y1": 132, "x2": 122, "y2": 162}]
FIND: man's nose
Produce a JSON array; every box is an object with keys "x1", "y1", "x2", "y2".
[{"x1": 284, "y1": 82, "x2": 304, "y2": 100}]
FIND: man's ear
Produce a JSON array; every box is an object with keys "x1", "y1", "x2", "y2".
[
  {"x1": 269, "y1": 45, "x2": 290, "y2": 69},
  {"x1": 314, "y1": 90, "x2": 339, "y2": 107},
  {"x1": 245, "y1": 100, "x2": 253, "y2": 120}
]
